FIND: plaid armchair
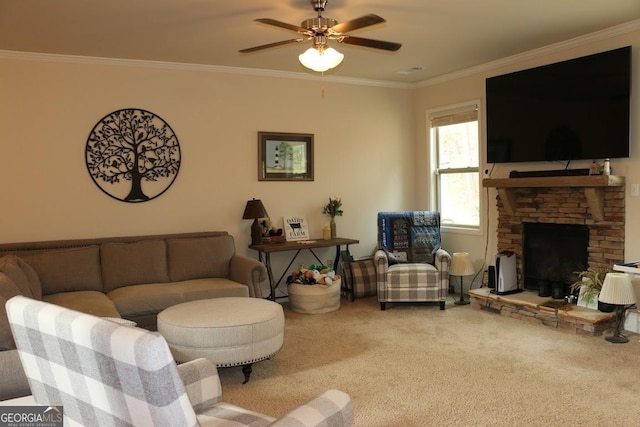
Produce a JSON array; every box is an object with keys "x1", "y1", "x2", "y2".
[
  {"x1": 6, "y1": 296, "x2": 353, "y2": 426},
  {"x1": 375, "y1": 211, "x2": 451, "y2": 310}
]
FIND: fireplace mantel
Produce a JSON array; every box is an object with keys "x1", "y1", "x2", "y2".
[{"x1": 482, "y1": 175, "x2": 625, "y2": 221}]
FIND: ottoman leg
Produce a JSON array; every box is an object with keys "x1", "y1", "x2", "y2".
[{"x1": 242, "y1": 364, "x2": 253, "y2": 384}]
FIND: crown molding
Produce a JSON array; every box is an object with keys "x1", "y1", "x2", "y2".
[
  {"x1": 0, "y1": 50, "x2": 412, "y2": 90},
  {"x1": 1, "y1": 18, "x2": 638, "y2": 90},
  {"x1": 413, "y1": 18, "x2": 640, "y2": 89}
]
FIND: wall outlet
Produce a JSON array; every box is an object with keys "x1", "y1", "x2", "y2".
[{"x1": 631, "y1": 183, "x2": 639, "y2": 197}]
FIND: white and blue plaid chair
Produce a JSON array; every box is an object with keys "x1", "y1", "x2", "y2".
[
  {"x1": 6, "y1": 296, "x2": 353, "y2": 426},
  {"x1": 375, "y1": 211, "x2": 451, "y2": 310}
]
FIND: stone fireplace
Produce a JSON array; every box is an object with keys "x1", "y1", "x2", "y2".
[
  {"x1": 468, "y1": 175, "x2": 625, "y2": 335},
  {"x1": 487, "y1": 175, "x2": 625, "y2": 287}
]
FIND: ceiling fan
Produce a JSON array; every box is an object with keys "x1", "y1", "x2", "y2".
[{"x1": 239, "y1": 0, "x2": 401, "y2": 72}]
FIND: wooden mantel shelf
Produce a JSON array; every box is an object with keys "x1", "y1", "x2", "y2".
[{"x1": 482, "y1": 175, "x2": 625, "y2": 221}]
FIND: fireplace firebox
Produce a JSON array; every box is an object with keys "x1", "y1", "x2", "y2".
[{"x1": 522, "y1": 223, "x2": 589, "y2": 295}]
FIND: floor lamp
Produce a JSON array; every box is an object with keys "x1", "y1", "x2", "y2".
[
  {"x1": 598, "y1": 272, "x2": 637, "y2": 343},
  {"x1": 451, "y1": 252, "x2": 475, "y2": 305}
]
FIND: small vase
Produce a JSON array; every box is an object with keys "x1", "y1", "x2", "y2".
[{"x1": 330, "y1": 218, "x2": 336, "y2": 239}]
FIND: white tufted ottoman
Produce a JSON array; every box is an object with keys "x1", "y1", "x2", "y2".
[{"x1": 157, "y1": 297, "x2": 284, "y2": 383}]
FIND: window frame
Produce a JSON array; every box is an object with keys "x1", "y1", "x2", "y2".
[{"x1": 427, "y1": 100, "x2": 483, "y2": 235}]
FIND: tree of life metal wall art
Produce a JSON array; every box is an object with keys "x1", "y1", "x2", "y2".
[{"x1": 86, "y1": 108, "x2": 181, "y2": 203}]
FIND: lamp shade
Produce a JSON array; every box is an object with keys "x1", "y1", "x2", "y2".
[
  {"x1": 299, "y1": 47, "x2": 344, "y2": 72},
  {"x1": 599, "y1": 273, "x2": 636, "y2": 305},
  {"x1": 450, "y1": 252, "x2": 475, "y2": 277},
  {"x1": 242, "y1": 198, "x2": 268, "y2": 220}
]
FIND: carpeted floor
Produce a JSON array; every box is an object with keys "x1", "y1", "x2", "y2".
[{"x1": 218, "y1": 295, "x2": 640, "y2": 426}]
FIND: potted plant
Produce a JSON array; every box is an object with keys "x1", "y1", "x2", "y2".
[
  {"x1": 570, "y1": 266, "x2": 615, "y2": 312},
  {"x1": 322, "y1": 197, "x2": 343, "y2": 239}
]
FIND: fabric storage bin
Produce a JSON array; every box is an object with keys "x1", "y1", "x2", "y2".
[{"x1": 288, "y1": 280, "x2": 341, "y2": 314}]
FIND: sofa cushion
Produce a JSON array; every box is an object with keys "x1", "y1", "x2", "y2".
[
  {"x1": 0, "y1": 272, "x2": 22, "y2": 301},
  {"x1": 0, "y1": 255, "x2": 41, "y2": 299},
  {"x1": 107, "y1": 282, "x2": 185, "y2": 317},
  {"x1": 107, "y1": 278, "x2": 249, "y2": 318},
  {"x1": 43, "y1": 291, "x2": 121, "y2": 318},
  {"x1": 167, "y1": 235, "x2": 235, "y2": 282},
  {"x1": 101, "y1": 239, "x2": 169, "y2": 292},
  {"x1": 0, "y1": 272, "x2": 28, "y2": 351},
  {"x1": 0, "y1": 349, "x2": 31, "y2": 400},
  {"x1": 0, "y1": 294, "x2": 15, "y2": 351},
  {"x1": 179, "y1": 278, "x2": 249, "y2": 302},
  {"x1": 19, "y1": 246, "x2": 101, "y2": 295}
]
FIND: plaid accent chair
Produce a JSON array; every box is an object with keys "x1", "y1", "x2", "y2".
[
  {"x1": 6, "y1": 296, "x2": 353, "y2": 426},
  {"x1": 375, "y1": 211, "x2": 451, "y2": 310}
]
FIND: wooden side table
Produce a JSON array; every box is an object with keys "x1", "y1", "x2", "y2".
[{"x1": 249, "y1": 237, "x2": 359, "y2": 300}]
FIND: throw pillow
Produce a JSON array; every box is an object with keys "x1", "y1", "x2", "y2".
[
  {"x1": 0, "y1": 295, "x2": 15, "y2": 351},
  {"x1": 20, "y1": 246, "x2": 99, "y2": 296},
  {"x1": 101, "y1": 239, "x2": 169, "y2": 292},
  {"x1": 166, "y1": 235, "x2": 234, "y2": 282},
  {"x1": 382, "y1": 248, "x2": 401, "y2": 265},
  {"x1": 0, "y1": 273, "x2": 22, "y2": 350},
  {"x1": 0, "y1": 255, "x2": 35, "y2": 299}
]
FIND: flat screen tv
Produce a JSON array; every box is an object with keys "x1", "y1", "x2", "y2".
[{"x1": 486, "y1": 46, "x2": 631, "y2": 164}]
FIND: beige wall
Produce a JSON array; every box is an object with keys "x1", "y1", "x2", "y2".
[
  {"x1": 2, "y1": 24, "x2": 639, "y2": 296},
  {"x1": 0, "y1": 56, "x2": 413, "y2": 296},
  {"x1": 414, "y1": 28, "x2": 640, "y2": 286}
]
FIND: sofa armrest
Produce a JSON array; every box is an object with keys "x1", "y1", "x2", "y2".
[
  {"x1": 373, "y1": 250, "x2": 389, "y2": 270},
  {"x1": 269, "y1": 389, "x2": 353, "y2": 427},
  {"x1": 0, "y1": 350, "x2": 31, "y2": 401},
  {"x1": 229, "y1": 255, "x2": 267, "y2": 298},
  {"x1": 434, "y1": 248, "x2": 451, "y2": 273},
  {"x1": 177, "y1": 358, "x2": 222, "y2": 413}
]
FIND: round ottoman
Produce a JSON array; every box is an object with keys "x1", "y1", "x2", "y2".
[
  {"x1": 157, "y1": 297, "x2": 284, "y2": 383},
  {"x1": 288, "y1": 280, "x2": 341, "y2": 314}
]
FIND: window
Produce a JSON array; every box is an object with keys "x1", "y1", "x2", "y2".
[{"x1": 429, "y1": 103, "x2": 480, "y2": 229}]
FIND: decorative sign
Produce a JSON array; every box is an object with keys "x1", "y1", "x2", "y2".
[
  {"x1": 283, "y1": 216, "x2": 310, "y2": 241},
  {"x1": 86, "y1": 108, "x2": 181, "y2": 203}
]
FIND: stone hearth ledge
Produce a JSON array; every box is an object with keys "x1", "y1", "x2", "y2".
[{"x1": 468, "y1": 288, "x2": 616, "y2": 336}]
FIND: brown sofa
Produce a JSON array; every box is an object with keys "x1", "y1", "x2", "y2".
[{"x1": 0, "y1": 231, "x2": 267, "y2": 400}]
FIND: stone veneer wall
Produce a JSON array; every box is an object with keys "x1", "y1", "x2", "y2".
[{"x1": 495, "y1": 186, "x2": 625, "y2": 282}]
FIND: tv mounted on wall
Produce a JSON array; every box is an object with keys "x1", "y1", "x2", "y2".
[{"x1": 486, "y1": 46, "x2": 631, "y2": 164}]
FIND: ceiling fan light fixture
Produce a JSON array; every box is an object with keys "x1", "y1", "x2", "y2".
[{"x1": 298, "y1": 47, "x2": 344, "y2": 72}]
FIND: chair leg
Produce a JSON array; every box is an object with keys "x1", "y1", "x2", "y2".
[
  {"x1": 242, "y1": 364, "x2": 253, "y2": 384},
  {"x1": 440, "y1": 301, "x2": 445, "y2": 310},
  {"x1": 380, "y1": 302, "x2": 386, "y2": 311}
]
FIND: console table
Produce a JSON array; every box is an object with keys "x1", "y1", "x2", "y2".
[{"x1": 249, "y1": 237, "x2": 359, "y2": 301}]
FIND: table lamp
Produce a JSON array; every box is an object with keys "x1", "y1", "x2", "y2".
[
  {"x1": 598, "y1": 272, "x2": 637, "y2": 343},
  {"x1": 242, "y1": 198, "x2": 268, "y2": 245},
  {"x1": 451, "y1": 252, "x2": 475, "y2": 305}
]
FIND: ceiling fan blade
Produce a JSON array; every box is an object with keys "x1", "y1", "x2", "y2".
[
  {"x1": 239, "y1": 39, "x2": 303, "y2": 54},
  {"x1": 255, "y1": 18, "x2": 310, "y2": 34},
  {"x1": 340, "y1": 36, "x2": 401, "y2": 52},
  {"x1": 329, "y1": 14, "x2": 386, "y2": 34}
]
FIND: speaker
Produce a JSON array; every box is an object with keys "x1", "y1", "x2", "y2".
[{"x1": 488, "y1": 266, "x2": 496, "y2": 289}]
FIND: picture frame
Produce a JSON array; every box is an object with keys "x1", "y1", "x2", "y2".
[
  {"x1": 576, "y1": 284, "x2": 599, "y2": 310},
  {"x1": 258, "y1": 132, "x2": 314, "y2": 181}
]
